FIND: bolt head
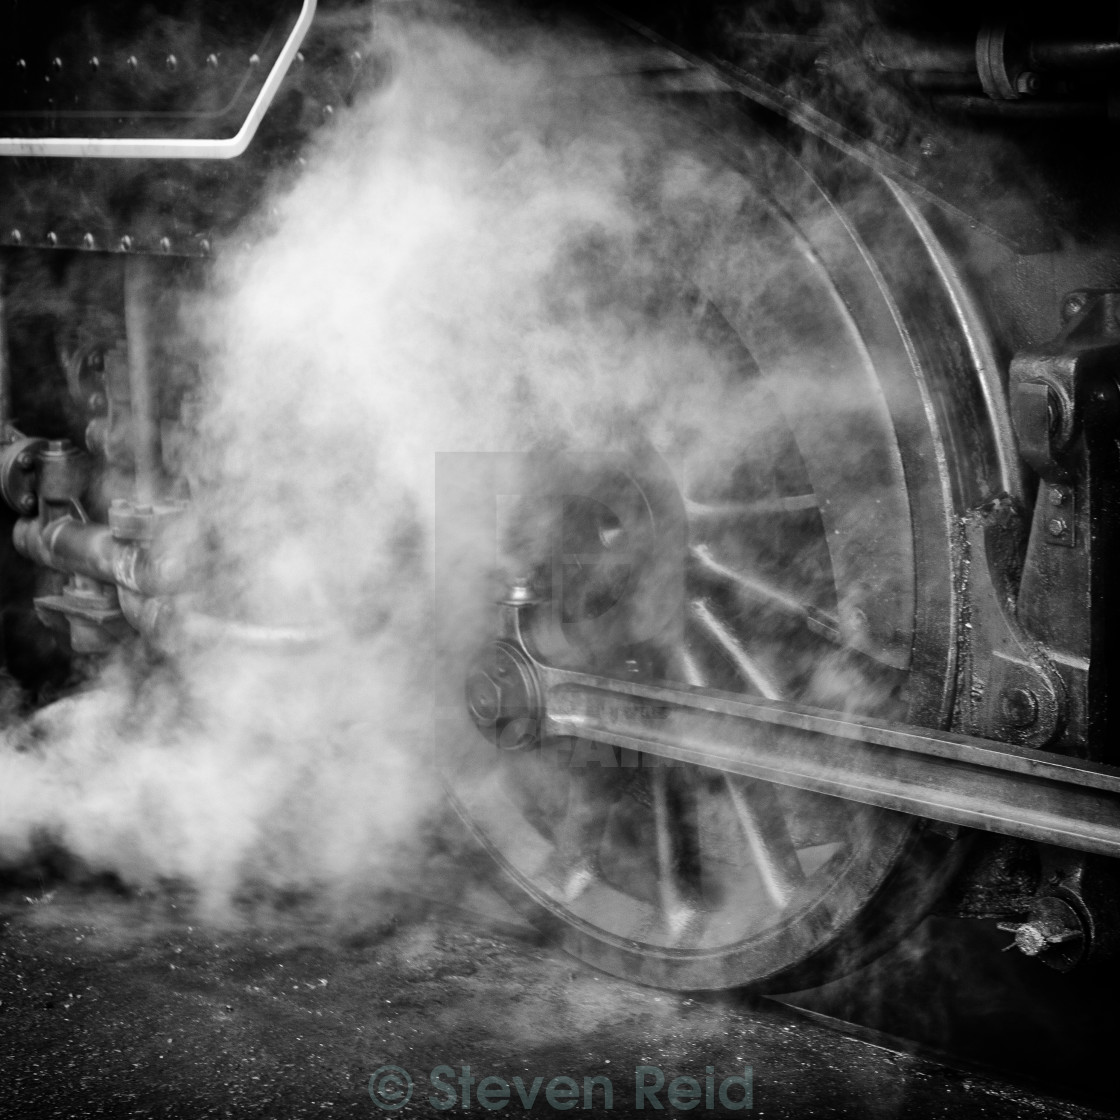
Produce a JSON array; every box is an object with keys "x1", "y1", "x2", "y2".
[
  {"x1": 1048, "y1": 488, "x2": 1066, "y2": 507},
  {"x1": 465, "y1": 672, "x2": 501, "y2": 727},
  {"x1": 503, "y1": 576, "x2": 539, "y2": 606},
  {"x1": 1047, "y1": 518, "x2": 1067, "y2": 537},
  {"x1": 1061, "y1": 292, "x2": 1088, "y2": 322},
  {"x1": 1015, "y1": 922, "x2": 1048, "y2": 956}
]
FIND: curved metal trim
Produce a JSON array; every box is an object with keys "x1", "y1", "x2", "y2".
[
  {"x1": 885, "y1": 179, "x2": 1026, "y2": 506},
  {"x1": 0, "y1": 0, "x2": 316, "y2": 160}
]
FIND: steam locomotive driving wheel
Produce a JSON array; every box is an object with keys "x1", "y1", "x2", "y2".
[{"x1": 448, "y1": 119, "x2": 1019, "y2": 991}]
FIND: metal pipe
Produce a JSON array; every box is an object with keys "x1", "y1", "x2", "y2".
[
  {"x1": 1029, "y1": 40, "x2": 1120, "y2": 72},
  {"x1": 13, "y1": 517, "x2": 187, "y2": 596},
  {"x1": 861, "y1": 28, "x2": 976, "y2": 74},
  {"x1": 937, "y1": 96, "x2": 1106, "y2": 118},
  {"x1": 123, "y1": 256, "x2": 162, "y2": 503},
  {"x1": 118, "y1": 588, "x2": 328, "y2": 651},
  {"x1": 862, "y1": 28, "x2": 1120, "y2": 80}
]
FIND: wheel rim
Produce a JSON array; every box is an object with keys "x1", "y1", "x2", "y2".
[{"x1": 446, "y1": 117, "x2": 1013, "y2": 991}]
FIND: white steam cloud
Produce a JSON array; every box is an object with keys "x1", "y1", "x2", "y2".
[
  {"x1": 0, "y1": 0, "x2": 916, "y2": 952},
  {"x1": 0, "y1": 6, "x2": 774, "y2": 916}
]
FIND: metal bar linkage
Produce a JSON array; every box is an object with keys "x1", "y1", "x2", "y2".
[
  {"x1": 536, "y1": 667, "x2": 1120, "y2": 858},
  {"x1": 469, "y1": 599, "x2": 1120, "y2": 860}
]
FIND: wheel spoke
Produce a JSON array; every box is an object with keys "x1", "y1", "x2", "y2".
[
  {"x1": 663, "y1": 640, "x2": 707, "y2": 688},
  {"x1": 650, "y1": 767, "x2": 700, "y2": 942},
  {"x1": 689, "y1": 544, "x2": 841, "y2": 644},
  {"x1": 551, "y1": 758, "x2": 616, "y2": 902},
  {"x1": 685, "y1": 494, "x2": 819, "y2": 524},
  {"x1": 689, "y1": 596, "x2": 782, "y2": 699},
  {"x1": 724, "y1": 777, "x2": 805, "y2": 910}
]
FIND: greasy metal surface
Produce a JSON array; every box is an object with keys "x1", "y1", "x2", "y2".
[
  {"x1": 1010, "y1": 294, "x2": 1120, "y2": 762},
  {"x1": 13, "y1": 515, "x2": 187, "y2": 597},
  {"x1": 954, "y1": 498, "x2": 1068, "y2": 751},
  {"x1": 534, "y1": 662, "x2": 1120, "y2": 857}
]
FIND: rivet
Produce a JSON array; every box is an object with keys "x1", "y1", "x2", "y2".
[
  {"x1": 249, "y1": 53, "x2": 261, "y2": 68},
  {"x1": 45, "y1": 231, "x2": 58, "y2": 247},
  {"x1": 295, "y1": 51, "x2": 305, "y2": 65},
  {"x1": 323, "y1": 104, "x2": 334, "y2": 120},
  {"x1": 159, "y1": 236, "x2": 171, "y2": 253},
  {"x1": 10, "y1": 229, "x2": 22, "y2": 245},
  {"x1": 119, "y1": 235, "x2": 132, "y2": 252},
  {"x1": 165, "y1": 54, "x2": 177, "y2": 72},
  {"x1": 82, "y1": 232, "x2": 95, "y2": 249},
  {"x1": 89, "y1": 56, "x2": 100, "y2": 71},
  {"x1": 350, "y1": 50, "x2": 363, "y2": 67},
  {"x1": 1061, "y1": 292, "x2": 1088, "y2": 323},
  {"x1": 126, "y1": 55, "x2": 139, "y2": 70},
  {"x1": 199, "y1": 238, "x2": 211, "y2": 255},
  {"x1": 51, "y1": 57, "x2": 63, "y2": 72},
  {"x1": 15, "y1": 59, "x2": 26, "y2": 72},
  {"x1": 1047, "y1": 518, "x2": 1067, "y2": 537},
  {"x1": 206, "y1": 53, "x2": 219, "y2": 69}
]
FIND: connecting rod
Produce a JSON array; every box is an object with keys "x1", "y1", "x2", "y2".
[{"x1": 466, "y1": 596, "x2": 1120, "y2": 860}]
